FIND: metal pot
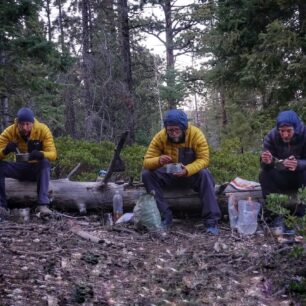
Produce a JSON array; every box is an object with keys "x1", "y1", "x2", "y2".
[{"x1": 16, "y1": 153, "x2": 30, "y2": 162}]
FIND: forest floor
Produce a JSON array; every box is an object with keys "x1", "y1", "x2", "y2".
[{"x1": 0, "y1": 211, "x2": 305, "y2": 306}]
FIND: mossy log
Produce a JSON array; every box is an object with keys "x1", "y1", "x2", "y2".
[{"x1": 5, "y1": 178, "x2": 265, "y2": 215}]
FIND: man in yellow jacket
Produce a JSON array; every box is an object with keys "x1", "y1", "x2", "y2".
[
  {"x1": 142, "y1": 109, "x2": 221, "y2": 234},
  {"x1": 0, "y1": 107, "x2": 57, "y2": 217}
]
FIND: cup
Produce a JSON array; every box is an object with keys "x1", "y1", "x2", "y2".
[
  {"x1": 19, "y1": 208, "x2": 30, "y2": 222},
  {"x1": 16, "y1": 153, "x2": 30, "y2": 162},
  {"x1": 166, "y1": 163, "x2": 183, "y2": 174}
]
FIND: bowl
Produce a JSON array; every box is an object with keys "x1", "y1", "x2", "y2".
[
  {"x1": 16, "y1": 153, "x2": 30, "y2": 162},
  {"x1": 166, "y1": 163, "x2": 183, "y2": 174}
]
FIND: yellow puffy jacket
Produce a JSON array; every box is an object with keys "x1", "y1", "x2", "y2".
[
  {"x1": 0, "y1": 119, "x2": 57, "y2": 161},
  {"x1": 143, "y1": 123, "x2": 209, "y2": 176}
]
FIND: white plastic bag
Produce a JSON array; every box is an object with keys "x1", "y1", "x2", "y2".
[{"x1": 133, "y1": 193, "x2": 162, "y2": 232}]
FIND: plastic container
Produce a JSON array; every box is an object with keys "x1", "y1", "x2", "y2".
[
  {"x1": 227, "y1": 194, "x2": 238, "y2": 229},
  {"x1": 112, "y1": 190, "x2": 123, "y2": 222},
  {"x1": 237, "y1": 197, "x2": 261, "y2": 235},
  {"x1": 166, "y1": 163, "x2": 183, "y2": 174}
]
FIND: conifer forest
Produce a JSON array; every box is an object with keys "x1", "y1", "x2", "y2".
[{"x1": 1, "y1": 1, "x2": 306, "y2": 305}]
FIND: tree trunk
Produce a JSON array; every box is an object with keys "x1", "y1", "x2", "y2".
[
  {"x1": 45, "y1": 0, "x2": 52, "y2": 42},
  {"x1": 163, "y1": 0, "x2": 176, "y2": 109},
  {"x1": 63, "y1": 74, "x2": 77, "y2": 137},
  {"x1": 81, "y1": 0, "x2": 94, "y2": 139},
  {"x1": 5, "y1": 178, "x2": 264, "y2": 216},
  {"x1": 219, "y1": 84, "x2": 227, "y2": 128},
  {"x1": 118, "y1": 0, "x2": 135, "y2": 143},
  {"x1": 298, "y1": 1, "x2": 306, "y2": 55},
  {"x1": 57, "y1": 0, "x2": 65, "y2": 53},
  {"x1": 1, "y1": 95, "x2": 9, "y2": 130}
]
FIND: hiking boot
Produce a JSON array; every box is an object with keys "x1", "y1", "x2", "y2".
[
  {"x1": 161, "y1": 220, "x2": 172, "y2": 230},
  {"x1": 37, "y1": 205, "x2": 53, "y2": 217},
  {"x1": 270, "y1": 216, "x2": 284, "y2": 236},
  {"x1": 206, "y1": 225, "x2": 220, "y2": 235},
  {"x1": 161, "y1": 211, "x2": 173, "y2": 229},
  {"x1": 0, "y1": 206, "x2": 10, "y2": 221},
  {"x1": 270, "y1": 216, "x2": 296, "y2": 236}
]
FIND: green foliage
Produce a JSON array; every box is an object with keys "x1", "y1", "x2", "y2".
[
  {"x1": 297, "y1": 187, "x2": 306, "y2": 205},
  {"x1": 54, "y1": 137, "x2": 146, "y2": 182},
  {"x1": 209, "y1": 139, "x2": 260, "y2": 183},
  {"x1": 121, "y1": 144, "x2": 147, "y2": 181},
  {"x1": 265, "y1": 192, "x2": 306, "y2": 238},
  {"x1": 54, "y1": 137, "x2": 114, "y2": 181},
  {"x1": 265, "y1": 193, "x2": 291, "y2": 216},
  {"x1": 159, "y1": 69, "x2": 187, "y2": 105},
  {"x1": 199, "y1": 0, "x2": 306, "y2": 110},
  {"x1": 54, "y1": 137, "x2": 260, "y2": 184},
  {"x1": 289, "y1": 278, "x2": 306, "y2": 294}
]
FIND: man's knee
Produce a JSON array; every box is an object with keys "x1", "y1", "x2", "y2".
[
  {"x1": 198, "y1": 168, "x2": 214, "y2": 183},
  {"x1": 38, "y1": 159, "x2": 51, "y2": 170},
  {"x1": 141, "y1": 169, "x2": 152, "y2": 183},
  {"x1": 0, "y1": 161, "x2": 8, "y2": 176}
]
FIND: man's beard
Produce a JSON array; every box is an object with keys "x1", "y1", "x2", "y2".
[{"x1": 167, "y1": 133, "x2": 185, "y2": 143}]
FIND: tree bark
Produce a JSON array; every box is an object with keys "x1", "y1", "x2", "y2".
[
  {"x1": 219, "y1": 84, "x2": 227, "y2": 128},
  {"x1": 81, "y1": 0, "x2": 94, "y2": 139},
  {"x1": 118, "y1": 0, "x2": 135, "y2": 143},
  {"x1": 163, "y1": 0, "x2": 176, "y2": 109},
  {"x1": 5, "y1": 178, "x2": 264, "y2": 216},
  {"x1": 45, "y1": 0, "x2": 52, "y2": 42},
  {"x1": 57, "y1": 0, "x2": 65, "y2": 53}
]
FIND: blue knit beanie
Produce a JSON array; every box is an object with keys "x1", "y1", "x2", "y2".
[
  {"x1": 163, "y1": 109, "x2": 188, "y2": 130},
  {"x1": 17, "y1": 107, "x2": 34, "y2": 123},
  {"x1": 276, "y1": 110, "x2": 300, "y2": 130}
]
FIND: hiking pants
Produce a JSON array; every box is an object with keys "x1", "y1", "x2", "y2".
[
  {"x1": 259, "y1": 168, "x2": 306, "y2": 216},
  {"x1": 141, "y1": 167, "x2": 221, "y2": 226},
  {"x1": 259, "y1": 168, "x2": 306, "y2": 198},
  {"x1": 0, "y1": 159, "x2": 51, "y2": 208}
]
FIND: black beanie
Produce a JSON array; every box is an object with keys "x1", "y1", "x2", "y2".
[{"x1": 17, "y1": 107, "x2": 34, "y2": 123}]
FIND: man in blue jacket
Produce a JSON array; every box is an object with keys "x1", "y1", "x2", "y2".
[{"x1": 260, "y1": 110, "x2": 306, "y2": 230}]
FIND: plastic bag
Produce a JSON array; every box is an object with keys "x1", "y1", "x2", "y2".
[{"x1": 133, "y1": 192, "x2": 162, "y2": 232}]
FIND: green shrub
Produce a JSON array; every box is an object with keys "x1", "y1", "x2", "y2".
[
  {"x1": 121, "y1": 144, "x2": 147, "y2": 181},
  {"x1": 54, "y1": 136, "x2": 114, "y2": 180},
  {"x1": 210, "y1": 138, "x2": 260, "y2": 184},
  {"x1": 53, "y1": 137, "x2": 260, "y2": 183}
]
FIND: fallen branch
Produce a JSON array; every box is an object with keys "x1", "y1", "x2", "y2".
[
  {"x1": 69, "y1": 221, "x2": 102, "y2": 243},
  {"x1": 67, "y1": 163, "x2": 82, "y2": 180},
  {"x1": 0, "y1": 244, "x2": 62, "y2": 256}
]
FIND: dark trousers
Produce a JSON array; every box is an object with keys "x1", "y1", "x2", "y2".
[
  {"x1": 141, "y1": 167, "x2": 221, "y2": 226},
  {"x1": 0, "y1": 159, "x2": 51, "y2": 208},
  {"x1": 259, "y1": 168, "x2": 306, "y2": 216},
  {"x1": 259, "y1": 168, "x2": 306, "y2": 197}
]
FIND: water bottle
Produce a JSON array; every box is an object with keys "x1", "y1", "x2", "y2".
[
  {"x1": 227, "y1": 194, "x2": 238, "y2": 229},
  {"x1": 112, "y1": 190, "x2": 123, "y2": 222},
  {"x1": 237, "y1": 197, "x2": 261, "y2": 235}
]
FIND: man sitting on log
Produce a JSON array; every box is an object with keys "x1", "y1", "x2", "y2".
[
  {"x1": 260, "y1": 110, "x2": 306, "y2": 232},
  {"x1": 0, "y1": 107, "x2": 57, "y2": 218},
  {"x1": 141, "y1": 109, "x2": 221, "y2": 234}
]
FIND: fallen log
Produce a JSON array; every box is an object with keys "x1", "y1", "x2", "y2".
[{"x1": 5, "y1": 178, "x2": 264, "y2": 215}]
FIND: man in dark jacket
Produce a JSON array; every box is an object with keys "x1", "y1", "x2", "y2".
[
  {"x1": 260, "y1": 110, "x2": 306, "y2": 229},
  {"x1": 142, "y1": 109, "x2": 221, "y2": 234}
]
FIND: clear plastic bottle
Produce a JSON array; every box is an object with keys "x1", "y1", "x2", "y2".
[
  {"x1": 227, "y1": 193, "x2": 238, "y2": 229},
  {"x1": 237, "y1": 197, "x2": 261, "y2": 235},
  {"x1": 112, "y1": 190, "x2": 123, "y2": 222}
]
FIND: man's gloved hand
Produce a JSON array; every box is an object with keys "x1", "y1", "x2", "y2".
[
  {"x1": 29, "y1": 150, "x2": 44, "y2": 160},
  {"x1": 3, "y1": 142, "x2": 17, "y2": 155}
]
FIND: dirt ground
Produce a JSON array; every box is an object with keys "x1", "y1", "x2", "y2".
[{"x1": 0, "y1": 211, "x2": 305, "y2": 306}]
